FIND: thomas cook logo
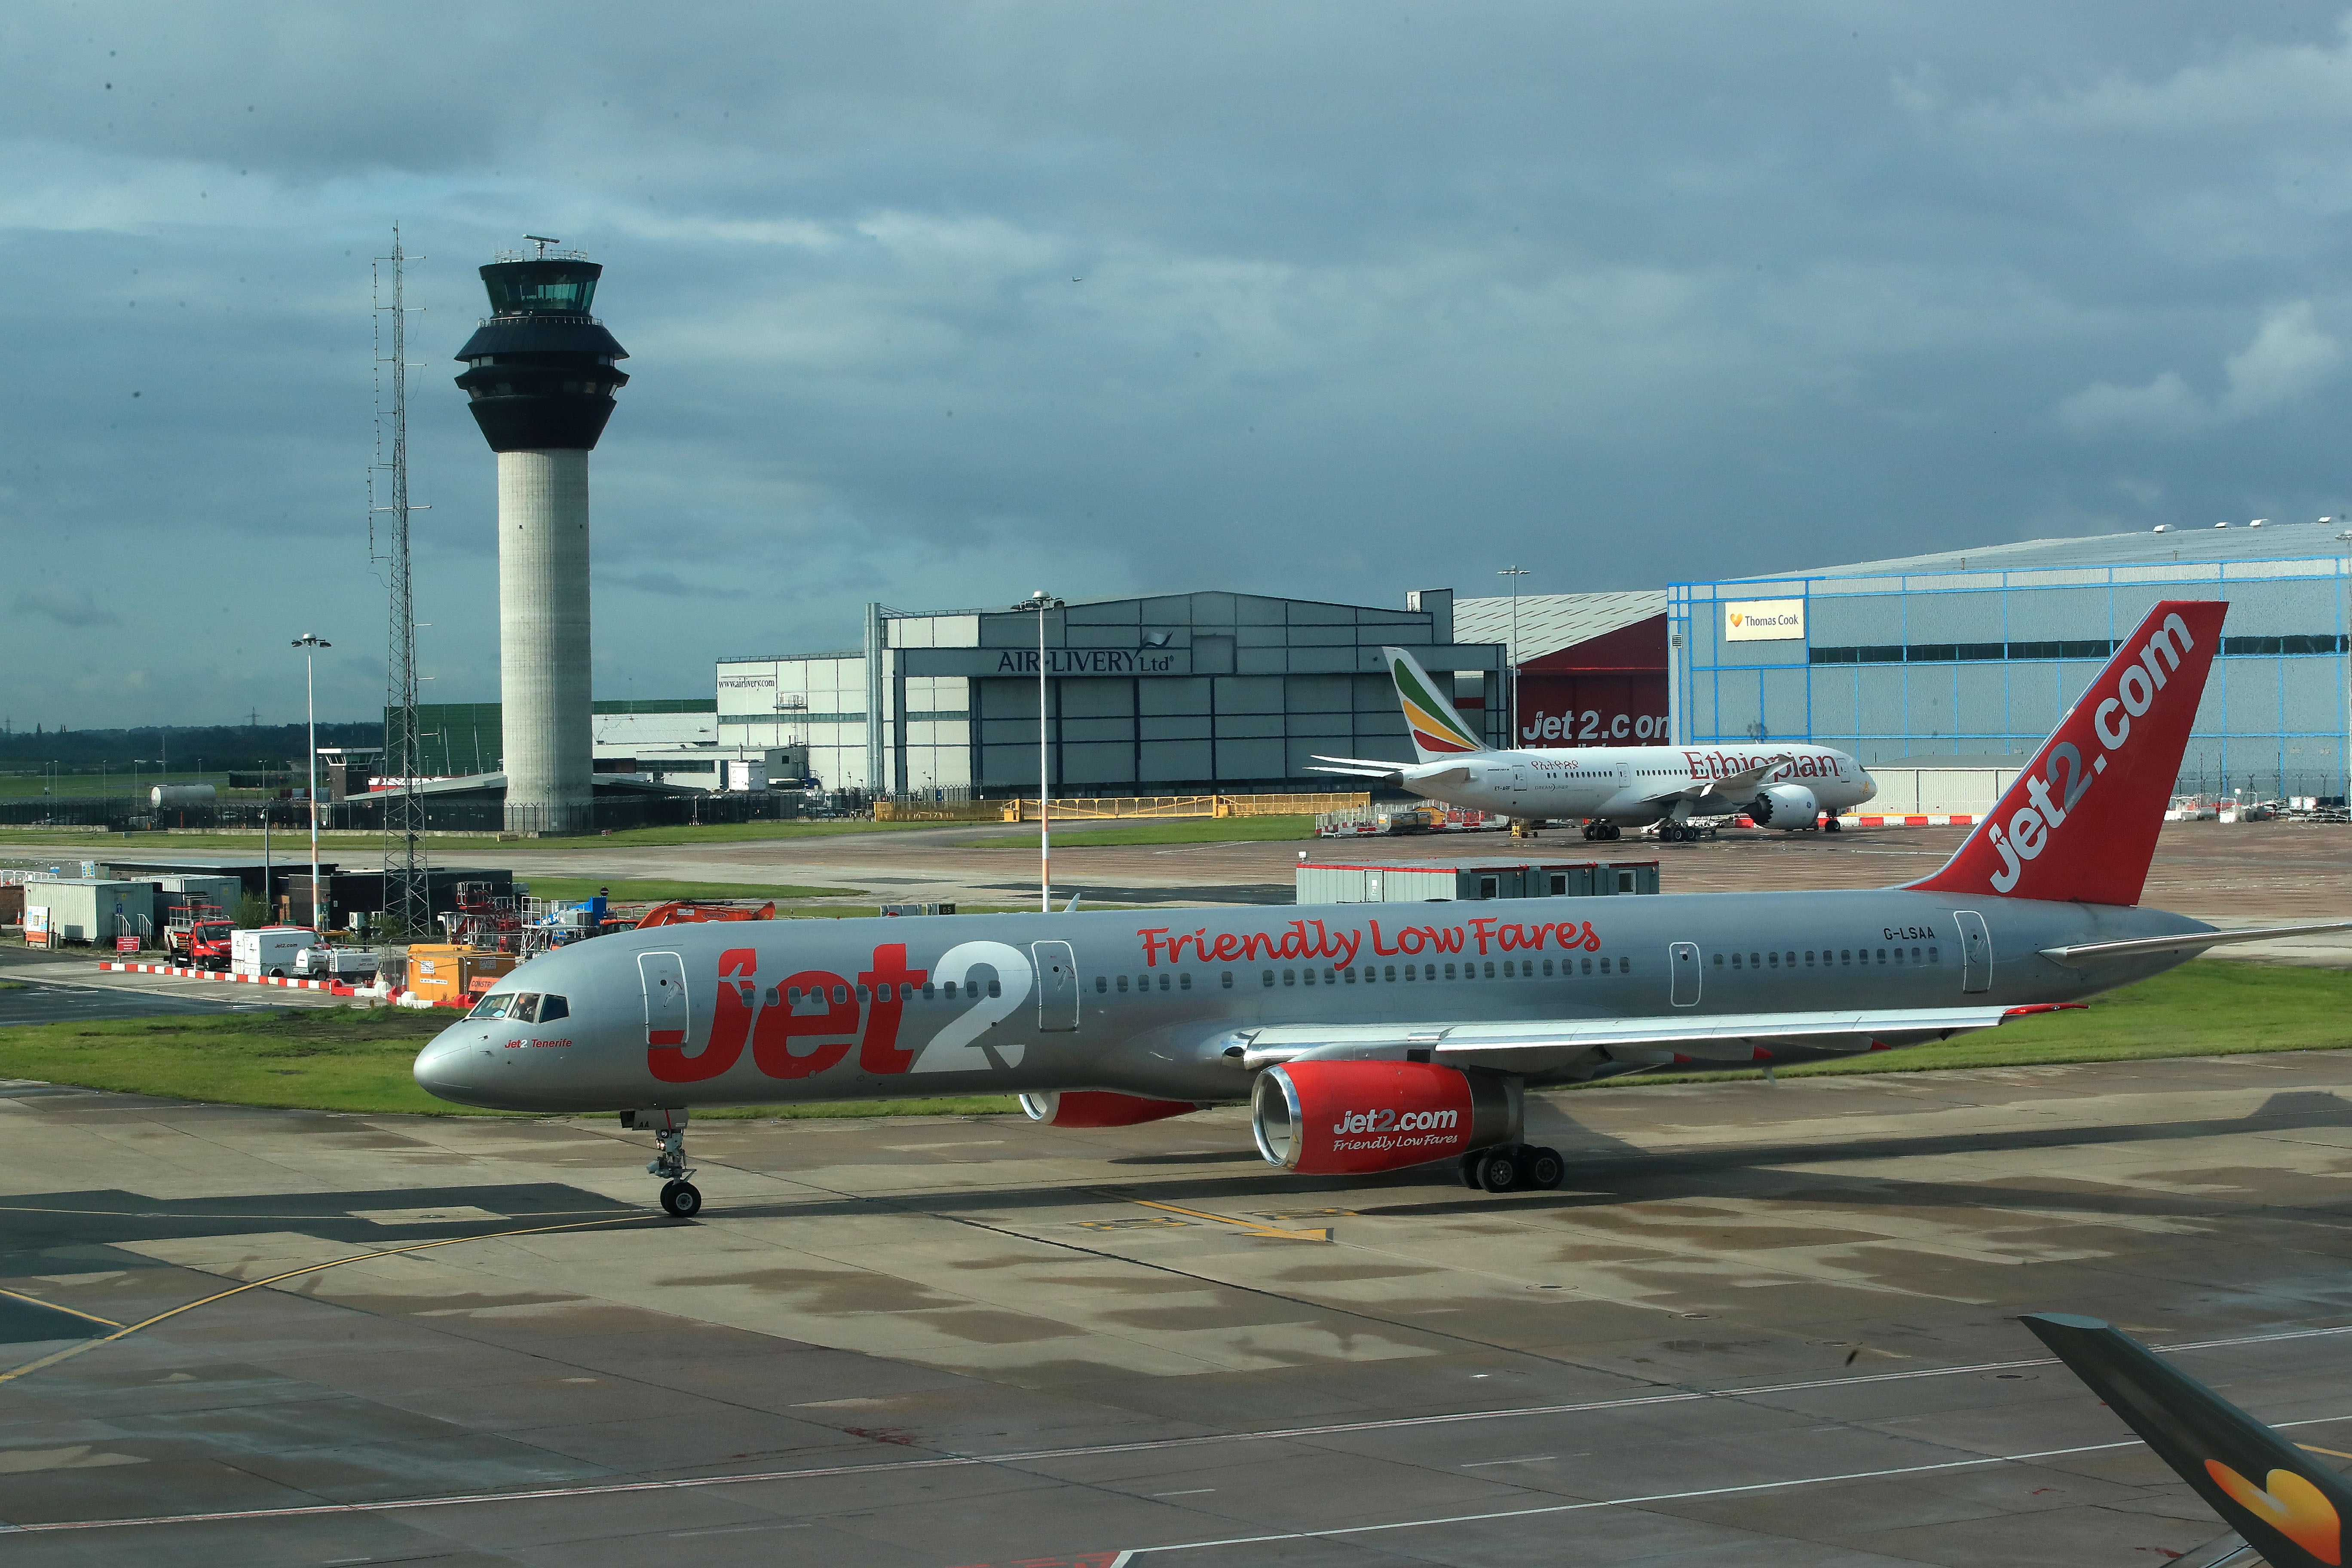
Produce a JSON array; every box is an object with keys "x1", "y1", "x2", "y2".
[{"x1": 1730, "y1": 612, "x2": 1744, "y2": 627}]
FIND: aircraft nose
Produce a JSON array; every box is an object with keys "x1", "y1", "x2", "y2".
[
  {"x1": 1859, "y1": 770, "x2": 1879, "y2": 803},
  {"x1": 412, "y1": 1030, "x2": 474, "y2": 1101}
]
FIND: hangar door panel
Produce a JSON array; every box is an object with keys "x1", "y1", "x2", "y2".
[{"x1": 639, "y1": 951, "x2": 689, "y2": 1045}]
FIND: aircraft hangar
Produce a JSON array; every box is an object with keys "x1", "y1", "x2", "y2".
[
  {"x1": 713, "y1": 588, "x2": 1510, "y2": 797},
  {"x1": 1672, "y1": 521, "x2": 2352, "y2": 802}
]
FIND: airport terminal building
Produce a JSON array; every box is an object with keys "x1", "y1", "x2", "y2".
[
  {"x1": 1671, "y1": 524, "x2": 2352, "y2": 799},
  {"x1": 714, "y1": 590, "x2": 1509, "y2": 796}
]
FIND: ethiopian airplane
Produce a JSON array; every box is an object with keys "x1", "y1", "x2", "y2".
[
  {"x1": 1307, "y1": 646, "x2": 1878, "y2": 840},
  {"x1": 413, "y1": 600, "x2": 2346, "y2": 1217}
]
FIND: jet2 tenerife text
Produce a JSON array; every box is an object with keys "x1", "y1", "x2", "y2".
[
  {"x1": 1307, "y1": 646, "x2": 1876, "y2": 840},
  {"x1": 414, "y1": 600, "x2": 2349, "y2": 1217}
]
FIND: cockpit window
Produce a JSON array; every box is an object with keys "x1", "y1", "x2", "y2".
[
  {"x1": 510, "y1": 994, "x2": 542, "y2": 1022},
  {"x1": 468, "y1": 993, "x2": 514, "y2": 1020},
  {"x1": 538, "y1": 994, "x2": 570, "y2": 1022}
]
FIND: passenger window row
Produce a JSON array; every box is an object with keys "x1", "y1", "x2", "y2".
[
  {"x1": 769, "y1": 979, "x2": 1003, "y2": 1007},
  {"x1": 1709, "y1": 946, "x2": 1937, "y2": 969},
  {"x1": 1262, "y1": 956, "x2": 1630, "y2": 987}
]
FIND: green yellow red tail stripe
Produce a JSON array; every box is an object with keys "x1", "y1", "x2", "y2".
[{"x1": 1387, "y1": 649, "x2": 1483, "y2": 759}]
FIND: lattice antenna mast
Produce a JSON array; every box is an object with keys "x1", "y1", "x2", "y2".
[{"x1": 369, "y1": 226, "x2": 432, "y2": 940}]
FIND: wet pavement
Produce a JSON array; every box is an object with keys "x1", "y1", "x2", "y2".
[{"x1": 6, "y1": 1050, "x2": 2352, "y2": 1564}]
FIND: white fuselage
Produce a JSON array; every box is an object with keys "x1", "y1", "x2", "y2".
[{"x1": 1401, "y1": 744, "x2": 1875, "y2": 826}]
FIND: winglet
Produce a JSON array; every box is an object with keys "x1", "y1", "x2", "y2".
[
  {"x1": 1908, "y1": 600, "x2": 2225, "y2": 906},
  {"x1": 2022, "y1": 1311, "x2": 2350, "y2": 1568},
  {"x1": 1381, "y1": 646, "x2": 1486, "y2": 762}
]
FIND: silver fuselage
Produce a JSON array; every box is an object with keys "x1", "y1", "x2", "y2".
[{"x1": 413, "y1": 891, "x2": 2202, "y2": 1113}]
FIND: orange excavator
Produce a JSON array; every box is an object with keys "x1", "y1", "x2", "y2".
[{"x1": 634, "y1": 900, "x2": 777, "y2": 928}]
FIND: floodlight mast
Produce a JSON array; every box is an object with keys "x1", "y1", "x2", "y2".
[
  {"x1": 293, "y1": 634, "x2": 331, "y2": 931},
  {"x1": 1014, "y1": 591, "x2": 1064, "y2": 911}
]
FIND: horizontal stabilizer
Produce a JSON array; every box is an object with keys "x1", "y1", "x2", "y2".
[{"x1": 2039, "y1": 921, "x2": 2352, "y2": 966}]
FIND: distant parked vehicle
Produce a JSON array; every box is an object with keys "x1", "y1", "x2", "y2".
[{"x1": 231, "y1": 926, "x2": 320, "y2": 979}]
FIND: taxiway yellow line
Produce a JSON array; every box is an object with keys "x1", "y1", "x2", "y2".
[
  {"x1": 0, "y1": 1285, "x2": 121, "y2": 1329},
  {"x1": 1106, "y1": 1193, "x2": 1331, "y2": 1241},
  {"x1": 0, "y1": 1213, "x2": 651, "y2": 1386}
]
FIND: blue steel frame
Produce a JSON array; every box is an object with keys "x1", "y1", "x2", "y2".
[{"x1": 1669, "y1": 555, "x2": 2352, "y2": 800}]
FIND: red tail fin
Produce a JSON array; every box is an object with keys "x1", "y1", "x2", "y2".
[{"x1": 1908, "y1": 600, "x2": 2225, "y2": 906}]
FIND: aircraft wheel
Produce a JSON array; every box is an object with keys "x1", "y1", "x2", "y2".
[
  {"x1": 1475, "y1": 1148, "x2": 1524, "y2": 1194},
  {"x1": 1606, "y1": 824, "x2": 1623, "y2": 842},
  {"x1": 1525, "y1": 1147, "x2": 1565, "y2": 1189},
  {"x1": 659, "y1": 1181, "x2": 703, "y2": 1218},
  {"x1": 1459, "y1": 1152, "x2": 1485, "y2": 1190},
  {"x1": 1825, "y1": 817, "x2": 1843, "y2": 833}
]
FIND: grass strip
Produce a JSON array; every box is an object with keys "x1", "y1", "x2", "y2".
[
  {"x1": 0, "y1": 1005, "x2": 1017, "y2": 1118},
  {"x1": 1577, "y1": 958, "x2": 2352, "y2": 1090}
]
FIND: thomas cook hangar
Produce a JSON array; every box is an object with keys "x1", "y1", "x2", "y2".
[{"x1": 1672, "y1": 522, "x2": 2352, "y2": 801}]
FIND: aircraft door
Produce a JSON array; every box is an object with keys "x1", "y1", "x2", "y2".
[
  {"x1": 639, "y1": 951, "x2": 689, "y2": 1045},
  {"x1": 1510, "y1": 765, "x2": 1531, "y2": 795},
  {"x1": 1954, "y1": 911, "x2": 1991, "y2": 993},
  {"x1": 1032, "y1": 941, "x2": 1080, "y2": 1032},
  {"x1": 1669, "y1": 942, "x2": 1701, "y2": 1007}
]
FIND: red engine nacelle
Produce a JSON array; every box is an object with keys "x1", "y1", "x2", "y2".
[
  {"x1": 1018, "y1": 1090, "x2": 1204, "y2": 1129},
  {"x1": 1251, "y1": 1060, "x2": 1519, "y2": 1174}
]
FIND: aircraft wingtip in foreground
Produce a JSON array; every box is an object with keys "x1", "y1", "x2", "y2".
[
  {"x1": 415, "y1": 597, "x2": 2349, "y2": 1215},
  {"x1": 1307, "y1": 643, "x2": 1877, "y2": 839},
  {"x1": 2027, "y1": 1311, "x2": 2352, "y2": 1568}
]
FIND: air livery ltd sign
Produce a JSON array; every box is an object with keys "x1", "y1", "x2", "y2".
[
  {"x1": 901, "y1": 647, "x2": 1189, "y2": 678},
  {"x1": 1723, "y1": 599, "x2": 1806, "y2": 643}
]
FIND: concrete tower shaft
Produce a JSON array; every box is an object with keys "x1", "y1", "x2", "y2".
[
  {"x1": 454, "y1": 250, "x2": 628, "y2": 834},
  {"x1": 497, "y1": 450, "x2": 593, "y2": 830}
]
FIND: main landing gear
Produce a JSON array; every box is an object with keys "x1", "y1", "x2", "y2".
[
  {"x1": 1461, "y1": 1143, "x2": 1566, "y2": 1194},
  {"x1": 1823, "y1": 816, "x2": 1843, "y2": 833},
  {"x1": 1660, "y1": 822, "x2": 1703, "y2": 843},
  {"x1": 625, "y1": 1109, "x2": 702, "y2": 1217},
  {"x1": 1580, "y1": 821, "x2": 1622, "y2": 842}
]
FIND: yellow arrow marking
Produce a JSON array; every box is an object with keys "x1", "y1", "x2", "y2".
[{"x1": 1103, "y1": 1193, "x2": 1330, "y2": 1241}]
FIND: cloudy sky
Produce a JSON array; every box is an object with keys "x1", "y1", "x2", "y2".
[{"x1": 7, "y1": 3, "x2": 2352, "y2": 729}]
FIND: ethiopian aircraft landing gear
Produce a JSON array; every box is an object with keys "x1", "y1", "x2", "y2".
[
  {"x1": 624, "y1": 1109, "x2": 701, "y2": 1217},
  {"x1": 1461, "y1": 1144, "x2": 1566, "y2": 1193},
  {"x1": 1580, "y1": 821, "x2": 1622, "y2": 842}
]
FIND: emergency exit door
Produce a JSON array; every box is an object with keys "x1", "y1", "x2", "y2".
[
  {"x1": 1954, "y1": 911, "x2": 1992, "y2": 993},
  {"x1": 1669, "y1": 942, "x2": 1701, "y2": 1007},
  {"x1": 639, "y1": 951, "x2": 689, "y2": 1045},
  {"x1": 1032, "y1": 941, "x2": 1079, "y2": 1032}
]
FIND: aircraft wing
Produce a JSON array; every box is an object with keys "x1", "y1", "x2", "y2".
[
  {"x1": 1630, "y1": 750, "x2": 1794, "y2": 808},
  {"x1": 2024, "y1": 1312, "x2": 2346, "y2": 1568},
  {"x1": 2039, "y1": 920, "x2": 2352, "y2": 966},
  {"x1": 1237, "y1": 1003, "x2": 2059, "y2": 1072}
]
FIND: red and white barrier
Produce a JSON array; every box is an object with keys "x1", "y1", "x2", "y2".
[
  {"x1": 1836, "y1": 814, "x2": 1978, "y2": 828},
  {"x1": 102, "y1": 962, "x2": 358, "y2": 997}
]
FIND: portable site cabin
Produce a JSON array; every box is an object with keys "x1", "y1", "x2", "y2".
[{"x1": 1295, "y1": 859, "x2": 1660, "y2": 904}]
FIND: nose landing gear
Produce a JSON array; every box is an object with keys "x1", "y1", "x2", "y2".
[{"x1": 623, "y1": 1109, "x2": 702, "y2": 1217}]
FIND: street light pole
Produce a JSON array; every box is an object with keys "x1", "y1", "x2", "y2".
[
  {"x1": 1498, "y1": 566, "x2": 1529, "y2": 744},
  {"x1": 293, "y1": 634, "x2": 331, "y2": 931},
  {"x1": 1013, "y1": 591, "x2": 1063, "y2": 912}
]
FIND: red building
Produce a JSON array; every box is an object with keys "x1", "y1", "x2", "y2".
[{"x1": 1450, "y1": 591, "x2": 1667, "y2": 747}]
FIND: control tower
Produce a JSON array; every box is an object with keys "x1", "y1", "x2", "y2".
[{"x1": 453, "y1": 241, "x2": 629, "y2": 834}]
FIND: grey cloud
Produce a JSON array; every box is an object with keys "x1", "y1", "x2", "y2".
[
  {"x1": 15, "y1": 585, "x2": 120, "y2": 626},
  {"x1": 7, "y1": 3, "x2": 2352, "y2": 726}
]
